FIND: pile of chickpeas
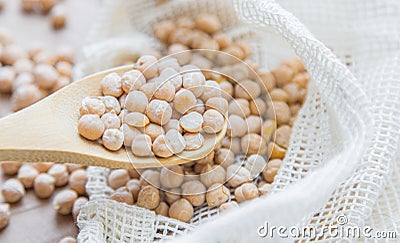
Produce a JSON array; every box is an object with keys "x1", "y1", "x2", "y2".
[
  {"x1": 0, "y1": 161, "x2": 87, "y2": 242},
  {"x1": 101, "y1": 14, "x2": 310, "y2": 223},
  {"x1": 78, "y1": 55, "x2": 228, "y2": 157},
  {"x1": 0, "y1": 29, "x2": 73, "y2": 111}
]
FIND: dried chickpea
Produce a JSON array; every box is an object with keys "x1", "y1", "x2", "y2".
[
  {"x1": 153, "y1": 20, "x2": 176, "y2": 42},
  {"x1": 59, "y1": 236, "x2": 77, "y2": 243},
  {"x1": 160, "y1": 166, "x2": 184, "y2": 188},
  {"x1": 146, "y1": 99, "x2": 172, "y2": 125},
  {"x1": 168, "y1": 28, "x2": 193, "y2": 46},
  {"x1": 102, "y1": 129, "x2": 124, "y2": 151},
  {"x1": 258, "y1": 72, "x2": 276, "y2": 92},
  {"x1": 275, "y1": 125, "x2": 292, "y2": 149},
  {"x1": 131, "y1": 134, "x2": 153, "y2": 157},
  {"x1": 214, "y1": 148, "x2": 235, "y2": 169},
  {"x1": 110, "y1": 187, "x2": 134, "y2": 205},
  {"x1": 48, "y1": 164, "x2": 69, "y2": 187},
  {"x1": 270, "y1": 88, "x2": 289, "y2": 102},
  {"x1": 261, "y1": 119, "x2": 276, "y2": 142},
  {"x1": 99, "y1": 96, "x2": 121, "y2": 114},
  {"x1": 230, "y1": 137, "x2": 242, "y2": 154},
  {"x1": 184, "y1": 132, "x2": 204, "y2": 150},
  {"x1": 227, "y1": 115, "x2": 247, "y2": 137},
  {"x1": 235, "y1": 80, "x2": 261, "y2": 100},
  {"x1": 206, "y1": 183, "x2": 230, "y2": 207},
  {"x1": 124, "y1": 90, "x2": 148, "y2": 113},
  {"x1": 159, "y1": 67, "x2": 182, "y2": 91},
  {"x1": 206, "y1": 97, "x2": 228, "y2": 115},
  {"x1": 168, "y1": 43, "x2": 191, "y2": 65},
  {"x1": 200, "y1": 80, "x2": 221, "y2": 102},
  {"x1": 272, "y1": 64, "x2": 294, "y2": 87},
  {"x1": 101, "y1": 111, "x2": 120, "y2": 129},
  {"x1": 34, "y1": 173, "x2": 55, "y2": 199},
  {"x1": 143, "y1": 123, "x2": 164, "y2": 142},
  {"x1": 284, "y1": 57, "x2": 305, "y2": 73},
  {"x1": 0, "y1": 66, "x2": 15, "y2": 93},
  {"x1": 2, "y1": 45, "x2": 27, "y2": 65},
  {"x1": 11, "y1": 84, "x2": 43, "y2": 111},
  {"x1": 126, "y1": 179, "x2": 141, "y2": 200},
  {"x1": 1, "y1": 161, "x2": 22, "y2": 175},
  {"x1": 163, "y1": 119, "x2": 182, "y2": 133},
  {"x1": 219, "y1": 80, "x2": 234, "y2": 101},
  {"x1": 17, "y1": 164, "x2": 39, "y2": 189},
  {"x1": 140, "y1": 169, "x2": 161, "y2": 187},
  {"x1": 219, "y1": 201, "x2": 239, "y2": 213},
  {"x1": 108, "y1": 169, "x2": 130, "y2": 190},
  {"x1": 78, "y1": 114, "x2": 105, "y2": 140},
  {"x1": 158, "y1": 57, "x2": 180, "y2": 72},
  {"x1": 180, "y1": 112, "x2": 203, "y2": 132},
  {"x1": 292, "y1": 72, "x2": 309, "y2": 88},
  {"x1": 195, "y1": 14, "x2": 221, "y2": 34},
  {"x1": 124, "y1": 112, "x2": 149, "y2": 128},
  {"x1": 213, "y1": 33, "x2": 232, "y2": 49},
  {"x1": 181, "y1": 180, "x2": 206, "y2": 206},
  {"x1": 267, "y1": 142, "x2": 286, "y2": 159},
  {"x1": 56, "y1": 61, "x2": 72, "y2": 76},
  {"x1": 203, "y1": 109, "x2": 224, "y2": 134},
  {"x1": 228, "y1": 98, "x2": 251, "y2": 118},
  {"x1": 219, "y1": 45, "x2": 245, "y2": 64},
  {"x1": 173, "y1": 88, "x2": 197, "y2": 114},
  {"x1": 187, "y1": 98, "x2": 205, "y2": 114},
  {"x1": 190, "y1": 54, "x2": 212, "y2": 70},
  {"x1": 262, "y1": 159, "x2": 282, "y2": 183},
  {"x1": 165, "y1": 129, "x2": 186, "y2": 154},
  {"x1": 121, "y1": 70, "x2": 146, "y2": 93},
  {"x1": 226, "y1": 164, "x2": 251, "y2": 188},
  {"x1": 176, "y1": 16, "x2": 195, "y2": 29},
  {"x1": 0, "y1": 203, "x2": 10, "y2": 230},
  {"x1": 266, "y1": 101, "x2": 291, "y2": 125},
  {"x1": 154, "y1": 80, "x2": 175, "y2": 102},
  {"x1": 182, "y1": 72, "x2": 206, "y2": 98},
  {"x1": 13, "y1": 58, "x2": 34, "y2": 74},
  {"x1": 241, "y1": 133, "x2": 267, "y2": 155},
  {"x1": 100, "y1": 72, "x2": 123, "y2": 97},
  {"x1": 32, "y1": 162, "x2": 54, "y2": 173},
  {"x1": 50, "y1": 4, "x2": 67, "y2": 30},
  {"x1": 246, "y1": 115, "x2": 262, "y2": 134},
  {"x1": 72, "y1": 197, "x2": 88, "y2": 221},
  {"x1": 136, "y1": 55, "x2": 158, "y2": 79},
  {"x1": 250, "y1": 98, "x2": 267, "y2": 116},
  {"x1": 234, "y1": 183, "x2": 259, "y2": 203},
  {"x1": 69, "y1": 169, "x2": 87, "y2": 195},
  {"x1": 121, "y1": 124, "x2": 140, "y2": 146},
  {"x1": 2, "y1": 178, "x2": 25, "y2": 203},
  {"x1": 200, "y1": 164, "x2": 226, "y2": 188},
  {"x1": 155, "y1": 201, "x2": 169, "y2": 217},
  {"x1": 259, "y1": 183, "x2": 272, "y2": 196},
  {"x1": 136, "y1": 185, "x2": 160, "y2": 210},
  {"x1": 51, "y1": 76, "x2": 71, "y2": 92},
  {"x1": 12, "y1": 72, "x2": 34, "y2": 91},
  {"x1": 79, "y1": 97, "x2": 106, "y2": 116},
  {"x1": 152, "y1": 135, "x2": 174, "y2": 158},
  {"x1": 53, "y1": 189, "x2": 78, "y2": 215},
  {"x1": 245, "y1": 154, "x2": 267, "y2": 178},
  {"x1": 169, "y1": 198, "x2": 193, "y2": 222},
  {"x1": 33, "y1": 64, "x2": 58, "y2": 89},
  {"x1": 165, "y1": 188, "x2": 181, "y2": 205}
]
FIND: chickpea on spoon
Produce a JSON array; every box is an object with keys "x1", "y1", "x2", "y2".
[{"x1": 0, "y1": 62, "x2": 228, "y2": 169}]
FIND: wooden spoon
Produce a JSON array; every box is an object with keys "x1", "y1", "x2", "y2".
[{"x1": 0, "y1": 65, "x2": 227, "y2": 169}]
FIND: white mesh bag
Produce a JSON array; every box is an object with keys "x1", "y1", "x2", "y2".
[{"x1": 76, "y1": 0, "x2": 400, "y2": 242}]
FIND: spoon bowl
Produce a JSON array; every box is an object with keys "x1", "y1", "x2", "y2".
[{"x1": 0, "y1": 65, "x2": 227, "y2": 169}]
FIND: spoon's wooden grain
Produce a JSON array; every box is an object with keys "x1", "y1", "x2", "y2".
[{"x1": 0, "y1": 65, "x2": 227, "y2": 169}]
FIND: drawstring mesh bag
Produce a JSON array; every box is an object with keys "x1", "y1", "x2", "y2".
[{"x1": 76, "y1": 0, "x2": 400, "y2": 242}]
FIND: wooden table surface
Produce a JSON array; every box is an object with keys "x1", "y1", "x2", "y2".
[{"x1": 0, "y1": 0, "x2": 100, "y2": 242}]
